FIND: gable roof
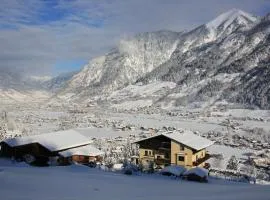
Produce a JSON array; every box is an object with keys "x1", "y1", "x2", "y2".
[
  {"x1": 3, "y1": 130, "x2": 91, "y2": 152},
  {"x1": 134, "y1": 130, "x2": 214, "y2": 151},
  {"x1": 58, "y1": 144, "x2": 104, "y2": 157}
]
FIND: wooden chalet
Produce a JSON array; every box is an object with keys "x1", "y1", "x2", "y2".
[{"x1": 134, "y1": 130, "x2": 214, "y2": 169}]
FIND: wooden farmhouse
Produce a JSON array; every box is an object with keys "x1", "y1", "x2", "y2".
[
  {"x1": 0, "y1": 129, "x2": 103, "y2": 166},
  {"x1": 134, "y1": 131, "x2": 214, "y2": 169}
]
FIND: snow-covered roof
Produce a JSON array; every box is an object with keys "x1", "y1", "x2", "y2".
[
  {"x1": 58, "y1": 144, "x2": 104, "y2": 157},
  {"x1": 160, "y1": 165, "x2": 186, "y2": 176},
  {"x1": 183, "y1": 167, "x2": 208, "y2": 178},
  {"x1": 3, "y1": 130, "x2": 91, "y2": 152},
  {"x1": 134, "y1": 130, "x2": 214, "y2": 151}
]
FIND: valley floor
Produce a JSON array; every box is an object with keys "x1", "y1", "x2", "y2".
[
  {"x1": 1, "y1": 102, "x2": 270, "y2": 198},
  {"x1": 0, "y1": 160, "x2": 270, "y2": 200}
]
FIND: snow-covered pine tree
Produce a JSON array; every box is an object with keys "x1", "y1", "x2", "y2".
[
  {"x1": 226, "y1": 155, "x2": 239, "y2": 171},
  {"x1": 0, "y1": 125, "x2": 7, "y2": 141}
]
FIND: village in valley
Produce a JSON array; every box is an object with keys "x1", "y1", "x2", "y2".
[{"x1": 1, "y1": 100, "x2": 270, "y2": 187}]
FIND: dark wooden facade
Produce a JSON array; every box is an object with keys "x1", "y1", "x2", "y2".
[
  {"x1": 0, "y1": 142, "x2": 55, "y2": 166},
  {"x1": 0, "y1": 142, "x2": 103, "y2": 166},
  {"x1": 137, "y1": 135, "x2": 171, "y2": 150},
  {"x1": 136, "y1": 135, "x2": 171, "y2": 166}
]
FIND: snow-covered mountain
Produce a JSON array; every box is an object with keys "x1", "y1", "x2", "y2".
[
  {"x1": 42, "y1": 71, "x2": 77, "y2": 93},
  {"x1": 58, "y1": 31, "x2": 181, "y2": 98},
  {"x1": 1, "y1": 9, "x2": 269, "y2": 109},
  {"x1": 0, "y1": 71, "x2": 77, "y2": 102},
  {"x1": 206, "y1": 9, "x2": 258, "y2": 36},
  {"x1": 55, "y1": 9, "x2": 269, "y2": 110},
  {"x1": 0, "y1": 71, "x2": 50, "y2": 102},
  {"x1": 136, "y1": 13, "x2": 269, "y2": 110}
]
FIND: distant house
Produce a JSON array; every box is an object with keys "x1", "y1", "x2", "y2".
[
  {"x1": 134, "y1": 131, "x2": 214, "y2": 169},
  {"x1": 0, "y1": 129, "x2": 102, "y2": 166},
  {"x1": 58, "y1": 144, "x2": 104, "y2": 165}
]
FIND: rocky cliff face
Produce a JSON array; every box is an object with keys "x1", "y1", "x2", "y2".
[{"x1": 60, "y1": 31, "x2": 181, "y2": 97}]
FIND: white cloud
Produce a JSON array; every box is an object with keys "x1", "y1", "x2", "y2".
[{"x1": 0, "y1": 0, "x2": 269, "y2": 76}]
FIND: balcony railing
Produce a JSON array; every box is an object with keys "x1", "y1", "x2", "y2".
[
  {"x1": 193, "y1": 153, "x2": 211, "y2": 166},
  {"x1": 155, "y1": 158, "x2": 171, "y2": 165}
]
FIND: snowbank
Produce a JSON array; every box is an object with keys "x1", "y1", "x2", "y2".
[
  {"x1": 183, "y1": 167, "x2": 209, "y2": 178},
  {"x1": 1, "y1": 162, "x2": 270, "y2": 200},
  {"x1": 160, "y1": 165, "x2": 186, "y2": 176}
]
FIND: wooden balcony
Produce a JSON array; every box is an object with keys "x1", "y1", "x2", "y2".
[
  {"x1": 155, "y1": 158, "x2": 171, "y2": 166},
  {"x1": 193, "y1": 153, "x2": 211, "y2": 166}
]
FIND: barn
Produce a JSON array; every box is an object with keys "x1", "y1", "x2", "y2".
[{"x1": 0, "y1": 129, "x2": 102, "y2": 166}]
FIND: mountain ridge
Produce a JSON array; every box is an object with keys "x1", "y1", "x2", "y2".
[{"x1": 1, "y1": 9, "x2": 269, "y2": 110}]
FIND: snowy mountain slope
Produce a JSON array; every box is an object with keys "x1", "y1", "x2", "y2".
[
  {"x1": 170, "y1": 9, "x2": 259, "y2": 56},
  {"x1": 0, "y1": 71, "x2": 29, "y2": 90},
  {"x1": 58, "y1": 31, "x2": 181, "y2": 97},
  {"x1": 206, "y1": 9, "x2": 258, "y2": 37},
  {"x1": 58, "y1": 9, "x2": 258, "y2": 102},
  {"x1": 51, "y1": 10, "x2": 270, "y2": 109},
  {"x1": 42, "y1": 71, "x2": 77, "y2": 92},
  {"x1": 139, "y1": 10, "x2": 260, "y2": 83},
  {"x1": 2, "y1": 9, "x2": 268, "y2": 109},
  {"x1": 0, "y1": 88, "x2": 50, "y2": 103},
  {"x1": 106, "y1": 81, "x2": 177, "y2": 110},
  {"x1": 0, "y1": 72, "x2": 51, "y2": 102},
  {"x1": 0, "y1": 71, "x2": 78, "y2": 102},
  {"x1": 134, "y1": 10, "x2": 269, "y2": 109},
  {"x1": 226, "y1": 61, "x2": 270, "y2": 109}
]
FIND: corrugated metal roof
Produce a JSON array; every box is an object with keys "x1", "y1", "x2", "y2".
[
  {"x1": 58, "y1": 145, "x2": 104, "y2": 157},
  {"x1": 134, "y1": 130, "x2": 214, "y2": 151},
  {"x1": 3, "y1": 130, "x2": 91, "y2": 152}
]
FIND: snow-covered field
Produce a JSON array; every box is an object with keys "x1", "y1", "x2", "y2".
[
  {"x1": 1, "y1": 159, "x2": 270, "y2": 200},
  {"x1": 1, "y1": 101, "x2": 270, "y2": 190},
  {"x1": 208, "y1": 144, "x2": 253, "y2": 169},
  {"x1": 76, "y1": 127, "x2": 139, "y2": 138}
]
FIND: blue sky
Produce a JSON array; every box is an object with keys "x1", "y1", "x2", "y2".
[
  {"x1": 54, "y1": 60, "x2": 87, "y2": 74},
  {"x1": 0, "y1": 0, "x2": 269, "y2": 76}
]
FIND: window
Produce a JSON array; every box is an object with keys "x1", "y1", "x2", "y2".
[
  {"x1": 180, "y1": 145, "x2": 184, "y2": 151},
  {"x1": 165, "y1": 152, "x2": 169, "y2": 158},
  {"x1": 149, "y1": 151, "x2": 151, "y2": 156},
  {"x1": 145, "y1": 151, "x2": 148, "y2": 156},
  {"x1": 178, "y1": 155, "x2": 184, "y2": 161}
]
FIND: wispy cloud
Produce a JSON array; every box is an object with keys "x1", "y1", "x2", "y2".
[{"x1": 0, "y1": 0, "x2": 269, "y2": 76}]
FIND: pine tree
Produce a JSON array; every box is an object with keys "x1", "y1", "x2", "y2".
[{"x1": 226, "y1": 155, "x2": 239, "y2": 171}]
